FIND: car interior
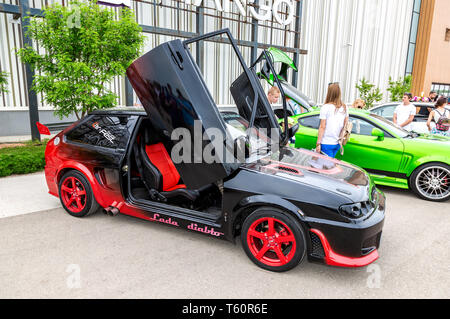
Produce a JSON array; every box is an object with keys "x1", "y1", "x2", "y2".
[{"x1": 127, "y1": 117, "x2": 223, "y2": 216}]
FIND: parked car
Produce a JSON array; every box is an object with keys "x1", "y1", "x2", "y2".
[
  {"x1": 369, "y1": 102, "x2": 435, "y2": 134},
  {"x1": 291, "y1": 109, "x2": 450, "y2": 202},
  {"x1": 42, "y1": 29, "x2": 385, "y2": 272}
]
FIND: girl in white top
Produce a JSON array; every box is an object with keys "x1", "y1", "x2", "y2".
[
  {"x1": 427, "y1": 97, "x2": 450, "y2": 136},
  {"x1": 316, "y1": 83, "x2": 349, "y2": 158}
]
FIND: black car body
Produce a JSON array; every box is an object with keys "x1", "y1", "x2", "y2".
[{"x1": 45, "y1": 29, "x2": 385, "y2": 272}]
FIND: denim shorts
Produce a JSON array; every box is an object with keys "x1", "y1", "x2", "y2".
[{"x1": 321, "y1": 144, "x2": 340, "y2": 158}]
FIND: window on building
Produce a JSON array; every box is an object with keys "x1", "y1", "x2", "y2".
[
  {"x1": 431, "y1": 83, "x2": 450, "y2": 96},
  {"x1": 405, "y1": 0, "x2": 422, "y2": 75}
]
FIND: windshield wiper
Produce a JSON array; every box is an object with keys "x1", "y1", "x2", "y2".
[{"x1": 405, "y1": 131, "x2": 419, "y2": 138}]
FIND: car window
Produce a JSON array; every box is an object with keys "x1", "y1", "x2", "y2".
[
  {"x1": 349, "y1": 116, "x2": 379, "y2": 136},
  {"x1": 221, "y1": 112, "x2": 270, "y2": 142},
  {"x1": 66, "y1": 115, "x2": 134, "y2": 150},
  {"x1": 374, "y1": 105, "x2": 396, "y2": 118},
  {"x1": 299, "y1": 115, "x2": 320, "y2": 129}
]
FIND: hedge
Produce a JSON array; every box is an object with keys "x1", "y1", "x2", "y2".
[{"x1": 0, "y1": 141, "x2": 48, "y2": 177}]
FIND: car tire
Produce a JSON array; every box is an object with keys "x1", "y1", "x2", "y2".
[
  {"x1": 59, "y1": 170, "x2": 100, "y2": 217},
  {"x1": 241, "y1": 207, "x2": 306, "y2": 272},
  {"x1": 410, "y1": 163, "x2": 450, "y2": 202}
]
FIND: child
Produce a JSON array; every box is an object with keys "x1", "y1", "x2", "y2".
[{"x1": 352, "y1": 99, "x2": 366, "y2": 109}]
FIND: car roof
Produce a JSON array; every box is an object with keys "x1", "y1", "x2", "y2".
[
  {"x1": 90, "y1": 107, "x2": 147, "y2": 116},
  {"x1": 371, "y1": 102, "x2": 434, "y2": 109}
]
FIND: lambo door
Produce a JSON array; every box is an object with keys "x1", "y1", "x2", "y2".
[{"x1": 126, "y1": 29, "x2": 284, "y2": 190}]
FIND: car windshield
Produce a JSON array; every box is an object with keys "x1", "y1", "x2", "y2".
[
  {"x1": 369, "y1": 113, "x2": 410, "y2": 138},
  {"x1": 221, "y1": 112, "x2": 275, "y2": 161}
]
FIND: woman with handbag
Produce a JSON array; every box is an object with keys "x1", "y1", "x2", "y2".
[
  {"x1": 316, "y1": 83, "x2": 349, "y2": 158},
  {"x1": 427, "y1": 97, "x2": 450, "y2": 137}
]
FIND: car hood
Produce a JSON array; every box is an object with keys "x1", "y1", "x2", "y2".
[
  {"x1": 242, "y1": 147, "x2": 373, "y2": 202},
  {"x1": 409, "y1": 133, "x2": 450, "y2": 143}
]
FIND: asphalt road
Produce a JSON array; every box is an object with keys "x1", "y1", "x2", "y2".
[{"x1": 0, "y1": 186, "x2": 449, "y2": 299}]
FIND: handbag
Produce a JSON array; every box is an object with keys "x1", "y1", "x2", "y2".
[{"x1": 338, "y1": 121, "x2": 353, "y2": 156}]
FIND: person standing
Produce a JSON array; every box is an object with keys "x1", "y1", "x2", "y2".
[
  {"x1": 393, "y1": 93, "x2": 416, "y2": 131},
  {"x1": 287, "y1": 97, "x2": 304, "y2": 114},
  {"x1": 352, "y1": 98, "x2": 366, "y2": 109},
  {"x1": 267, "y1": 86, "x2": 280, "y2": 105},
  {"x1": 427, "y1": 97, "x2": 450, "y2": 136},
  {"x1": 428, "y1": 91, "x2": 438, "y2": 102},
  {"x1": 315, "y1": 83, "x2": 349, "y2": 158}
]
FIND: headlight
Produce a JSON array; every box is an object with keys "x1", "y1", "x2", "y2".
[{"x1": 339, "y1": 200, "x2": 376, "y2": 219}]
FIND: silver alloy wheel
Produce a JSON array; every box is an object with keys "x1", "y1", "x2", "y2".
[{"x1": 415, "y1": 165, "x2": 450, "y2": 201}]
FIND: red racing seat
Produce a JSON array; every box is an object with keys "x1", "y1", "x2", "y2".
[
  {"x1": 135, "y1": 129, "x2": 201, "y2": 202},
  {"x1": 144, "y1": 143, "x2": 186, "y2": 192}
]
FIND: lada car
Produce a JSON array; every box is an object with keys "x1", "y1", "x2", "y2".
[{"x1": 43, "y1": 29, "x2": 385, "y2": 272}]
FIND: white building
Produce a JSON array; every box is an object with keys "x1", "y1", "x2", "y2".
[{"x1": 0, "y1": 0, "x2": 416, "y2": 137}]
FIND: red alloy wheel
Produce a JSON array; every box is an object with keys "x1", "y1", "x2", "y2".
[
  {"x1": 246, "y1": 217, "x2": 297, "y2": 267},
  {"x1": 60, "y1": 176, "x2": 87, "y2": 213}
]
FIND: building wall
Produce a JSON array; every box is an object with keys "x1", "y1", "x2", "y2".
[
  {"x1": 297, "y1": 0, "x2": 414, "y2": 104},
  {"x1": 422, "y1": 0, "x2": 450, "y2": 95},
  {"x1": 0, "y1": 0, "x2": 415, "y2": 112},
  {"x1": 410, "y1": 0, "x2": 435, "y2": 96}
]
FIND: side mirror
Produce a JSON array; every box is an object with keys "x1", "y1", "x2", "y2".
[{"x1": 371, "y1": 128, "x2": 384, "y2": 141}]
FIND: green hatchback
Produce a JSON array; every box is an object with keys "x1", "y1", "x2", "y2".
[{"x1": 292, "y1": 109, "x2": 450, "y2": 202}]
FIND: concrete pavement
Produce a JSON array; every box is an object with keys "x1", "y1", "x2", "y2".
[
  {"x1": 0, "y1": 172, "x2": 60, "y2": 218},
  {"x1": 0, "y1": 173, "x2": 449, "y2": 298}
]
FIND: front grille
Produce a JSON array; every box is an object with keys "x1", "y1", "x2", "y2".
[
  {"x1": 362, "y1": 232, "x2": 382, "y2": 255},
  {"x1": 310, "y1": 232, "x2": 325, "y2": 258}
]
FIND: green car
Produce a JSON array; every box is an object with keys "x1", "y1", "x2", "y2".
[{"x1": 291, "y1": 109, "x2": 450, "y2": 202}]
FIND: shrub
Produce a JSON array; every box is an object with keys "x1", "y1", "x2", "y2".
[
  {"x1": 0, "y1": 141, "x2": 47, "y2": 177},
  {"x1": 355, "y1": 78, "x2": 383, "y2": 109},
  {"x1": 387, "y1": 75, "x2": 412, "y2": 102},
  {"x1": 0, "y1": 70, "x2": 8, "y2": 93}
]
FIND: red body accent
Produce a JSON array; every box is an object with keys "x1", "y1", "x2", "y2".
[
  {"x1": 36, "y1": 122, "x2": 51, "y2": 135},
  {"x1": 44, "y1": 134, "x2": 124, "y2": 209},
  {"x1": 145, "y1": 143, "x2": 186, "y2": 191},
  {"x1": 45, "y1": 133, "x2": 166, "y2": 223},
  {"x1": 310, "y1": 229, "x2": 379, "y2": 267}
]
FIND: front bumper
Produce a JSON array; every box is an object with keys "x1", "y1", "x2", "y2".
[
  {"x1": 307, "y1": 189, "x2": 385, "y2": 267},
  {"x1": 310, "y1": 228, "x2": 379, "y2": 267}
]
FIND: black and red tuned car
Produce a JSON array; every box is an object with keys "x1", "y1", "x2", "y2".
[{"x1": 43, "y1": 29, "x2": 385, "y2": 272}]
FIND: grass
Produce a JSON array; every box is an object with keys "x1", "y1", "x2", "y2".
[{"x1": 0, "y1": 139, "x2": 48, "y2": 177}]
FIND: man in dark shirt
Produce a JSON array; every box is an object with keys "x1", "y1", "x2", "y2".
[
  {"x1": 416, "y1": 91, "x2": 437, "y2": 116},
  {"x1": 428, "y1": 91, "x2": 438, "y2": 102}
]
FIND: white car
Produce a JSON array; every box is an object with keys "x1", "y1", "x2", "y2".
[{"x1": 370, "y1": 102, "x2": 435, "y2": 134}]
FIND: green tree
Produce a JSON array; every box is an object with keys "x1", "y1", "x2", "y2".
[
  {"x1": 0, "y1": 71, "x2": 8, "y2": 94},
  {"x1": 18, "y1": 1, "x2": 144, "y2": 119},
  {"x1": 355, "y1": 78, "x2": 383, "y2": 109},
  {"x1": 387, "y1": 75, "x2": 412, "y2": 102}
]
